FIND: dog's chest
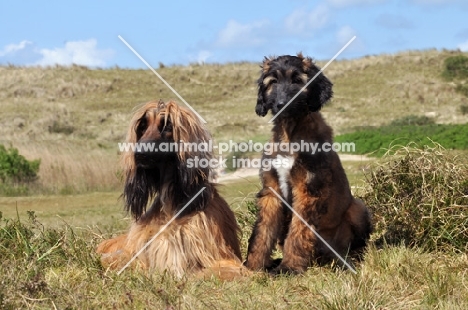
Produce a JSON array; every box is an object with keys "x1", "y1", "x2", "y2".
[{"x1": 274, "y1": 155, "x2": 295, "y2": 199}]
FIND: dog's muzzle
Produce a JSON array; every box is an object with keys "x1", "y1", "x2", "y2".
[{"x1": 273, "y1": 85, "x2": 290, "y2": 113}]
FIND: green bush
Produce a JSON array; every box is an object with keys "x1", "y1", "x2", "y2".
[
  {"x1": 48, "y1": 120, "x2": 75, "y2": 135},
  {"x1": 442, "y1": 55, "x2": 468, "y2": 80},
  {"x1": 0, "y1": 144, "x2": 40, "y2": 195},
  {"x1": 363, "y1": 143, "x2": 468, "y2": 252},
  {"x1": 455, "y1": 84, "x2": 468, "y2": 97},
  {"x1": 460, "y1": 104, "x2": 468, "y2": 115}
]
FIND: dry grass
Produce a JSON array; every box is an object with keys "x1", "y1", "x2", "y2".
[
  {"x1": 1, "y1": 195, "x2": 467, "y2": 309},
  {"x1": 14, "y1": 141, "x2": 121, "y2": 194},
  {"x1": 1, "y1": 148, "x2": 467, "y2": 308},
  {"x1": 363, "y1": 143, "x2": 468, "y2": 252},
  {"x1": 1, "y1": 49, "x2": 468, "y2": 194}
]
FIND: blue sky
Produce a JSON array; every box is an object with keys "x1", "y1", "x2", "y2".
[{"x1": 1, "y1": 0, "x2": 467, "y2": 68}]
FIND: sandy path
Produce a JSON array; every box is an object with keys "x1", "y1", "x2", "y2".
[{"x1": 217, "y1": 154, "x2": 371, "y2": 183}]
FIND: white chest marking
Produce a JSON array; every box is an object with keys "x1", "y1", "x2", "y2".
[{"x1": 275, "y1": 155, "x2": 294, "y2": 199}]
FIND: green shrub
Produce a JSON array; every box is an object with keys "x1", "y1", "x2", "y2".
[
  {"x1": 48, "y1": 120, "x2": 75, "y2": 135},
  {"x1": 460, "y1": 104, "x2": 468, "y2": 115},
  {"x1": 363, "y1": 143, "x2": 468, "y2": 252},
  {"x1": 0, "y1": 145, "x2": 40, "y2": 183},
  {"x1": 442, "y1": 55, "x2": 468, "y2": 80},
  {"x1": 0, "y1": 144, "x2": 40, "y2": 195},
  {"x1": 455, "y1": 84, "x2": 468, "y2": 97}
]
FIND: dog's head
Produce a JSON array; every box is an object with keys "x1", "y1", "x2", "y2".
[
  {"x1": 122, "y1": 100, "x2": 213, "y2": 219},
  {"x1": 255, "y1": 53, "x2": 333, "y2": 118}
]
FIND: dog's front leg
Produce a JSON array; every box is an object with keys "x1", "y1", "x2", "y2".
[
  {"x1": 273, "y1": 184, "x2": 319, "y2": 274},
  {"x1": 244, "y1": 171, "x2": 284, "y2": 271}
]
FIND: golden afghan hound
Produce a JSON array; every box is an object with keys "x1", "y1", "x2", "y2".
[
  {"x1": 244, "y1": 54, "x2": 372, "y2": 274},
  {"x1": 96, "y1": 100, "x2": 244, "y2": 279}
]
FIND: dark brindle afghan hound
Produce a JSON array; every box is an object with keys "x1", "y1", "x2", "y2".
[
  {"x1": 244, "y1": 53, "x2": 372, "y2": 274},
  {"x1": 96, "y1": 100, "x2": 244, "y2": 279}
]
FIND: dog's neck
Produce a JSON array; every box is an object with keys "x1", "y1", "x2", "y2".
[
  {"x1": 273, "y1": 118, "x2": 296, "y2": 143},
  {"x1": 272, "y1": 112, "x2": 333, "y2": 143}
]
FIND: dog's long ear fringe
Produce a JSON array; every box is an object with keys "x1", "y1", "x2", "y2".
[
  {"x1": 165, "y1": 101, "x2": 214, "y2": 213},
  {"x1": 121, "y1": 100, "x2": 163, "y2": 219},
  {"x1": 256, "y1": 56, "x2": 274, "y2": 117},
  {"x1": 123, "y1": 168, "x2": 159, "y2": 219},
  {"x1": 255, "y1": 74, "x2": 267, "y2": 117},
  {"x1": 303, "y1": 56, "x2": 333, "y2": 112}
]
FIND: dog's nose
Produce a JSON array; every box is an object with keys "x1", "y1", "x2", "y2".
[{"x1": 276, "y1": 89, "x2": 288, "y2": 108}]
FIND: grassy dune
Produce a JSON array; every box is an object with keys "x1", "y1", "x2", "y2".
[
  {"x1": 1, "y1": 49, "x2": 468, "y2": 193},
  {"x1": 1, "y1": 50, "x2": 468, "y2": 308}
]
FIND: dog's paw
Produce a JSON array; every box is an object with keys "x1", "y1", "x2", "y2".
[
  {"x1": 269, "y1": 264, "x2": 304, "y2": 276},
  {"x1": 265, "y1": 258, "x2": 282, "y2": 271},
  {"x1": 243, "y1": 258, "x2": 277, "y2": 272}
]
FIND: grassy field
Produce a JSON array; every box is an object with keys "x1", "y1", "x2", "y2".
[
  {"x1": 1, "y1": 49, "x2": 468, "y2": 308},
  {"x1": 335, "y1": 121, "x2": 468, "y2": 157},
  {"x1": 1, "y1": 175, "x2": 468, "y2": 309}
]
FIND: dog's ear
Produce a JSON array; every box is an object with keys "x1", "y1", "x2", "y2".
[
  {"x1": 121, "y1": 105, "x2": 158, "y2": 219},
  {"x1": 123, "y1": 167, "x2": 159, "y2": 220},
  {"x1": 175, "y1": 149, "x2": 213, "y2": 215},
  {"x1": 165, "y1": 101, "x2": 213, "y2": 211},
  {"x1": 255, "y1": 57, "x2": 272, "y2": 117},
  {"x1": 302, "y1": 56, "x2": 333, "y2": 112},
  {"x1": 255, "y1": 75, "x2": 268, "y2": 117}
]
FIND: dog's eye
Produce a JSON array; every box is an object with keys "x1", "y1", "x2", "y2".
[
  {"x1": 292, "y1": 78, "x2": 302, "y2": 84},
  {"x1": 267, "y1": 78, "x2": 277, "y2": 87},
  {"x1": 137, "y1": 119, "x2": 147, "y2": 133},
  {"x1": 291, "y1": 74, "x2": 303, "y2": 84},
  {"x1": 162, "y1": 122, "x2": 173, "y2": 132}
]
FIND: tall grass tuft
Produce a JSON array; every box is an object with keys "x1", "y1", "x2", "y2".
[
  {"x1": 363, "y1": 143, "x2": 468, "y2": 252},
  {"x1": 0, "y1": 211, "x2": 102, "y2": 308}
]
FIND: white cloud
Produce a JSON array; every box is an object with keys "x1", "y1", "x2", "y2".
[
  {"x1": 284, "y1": 5, "x2": 330, "y2": 36},
  {"x1": 35, "y1": 39, "x2": 114, "y2": 67},
  {"x1": 335, "y1": 26, "x2": 365, "y2": 53},
  {"x1": 0, "y1": 40, "x2": 32, "y2": 57},
  {"x1": 337, "y1": 26, "x2": 357, "y2": 46},
  {"x1": 326, "y1": 0, "x2": 386, "y2": 8},
  {"x1": 195, "y1": 50, "x2": 212, "y2": 64},
  {"x1": 459, "y1": 40, "x2": 468, "y2": 52},
  {"x1": 215, "y1": 19, "x2": 271, "y2": 48}
]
